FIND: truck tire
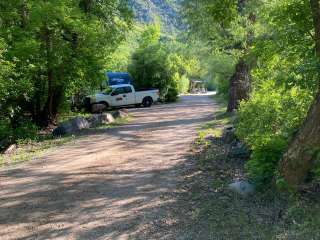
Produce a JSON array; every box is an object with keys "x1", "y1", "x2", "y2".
[
  {"x1": 142, "y1": 97, "x2": 153, "y2": 108},
  {"x1": 91, "y1": 102, "x2": 109, "y2": 113}
]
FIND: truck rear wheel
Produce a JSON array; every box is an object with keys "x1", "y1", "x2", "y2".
[{"x1": 142, "y1": 97, "x2": 153, "y2": 108}]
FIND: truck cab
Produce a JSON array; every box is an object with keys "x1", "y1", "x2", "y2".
[{"x1": 85, "y1": 84, "x2": 160, "y2": 111}]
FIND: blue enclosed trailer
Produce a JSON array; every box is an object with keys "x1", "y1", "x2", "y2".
[{"x1": 106, "y1": 72, "x2": 133, "y2": 86}]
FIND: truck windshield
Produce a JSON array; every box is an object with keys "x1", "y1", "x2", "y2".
[{"x1": 104, "y1": 88, "x2": 113, "y2": 95}]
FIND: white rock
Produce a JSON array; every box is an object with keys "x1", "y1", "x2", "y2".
[
  {"x1": 53, "y1": 117, "x2": 90, "y2": 136},
  {"x1": 4, "y1": 144, "x2": 17, "y2": 154},
  {"x1": 228, "y1": 180, "x2": 255, "y2": 195}
]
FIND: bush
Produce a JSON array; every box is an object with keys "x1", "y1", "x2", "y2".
[
  {"x1": 165, "y1": 87, "x2": 179, "y2": 102},
  {"x1": 129, "y1": 25, "x2": 193, "y2": 102},
  {"x1": 129, "y1": 43, "x2": 191, "y2": 102},
  {"x1": 0, "y1": 118, "x2": 38, "y2": 145},
  {"x1": 236, "y1": 82, "x2": 313, "y2": 187},
  {"x1": 178, "y1": 75, "x2": 190, "y2": 94}
]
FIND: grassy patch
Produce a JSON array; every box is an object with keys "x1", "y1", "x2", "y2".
[
  {"x1": 196, "y1": 98, "x2": 235, "y2": 146},
  {"x1": 210, "y1": 93, "x2": 228, "y2": 107},
  {"x1": 0, "y1": 135, "x2": 76, "y2": 166}
]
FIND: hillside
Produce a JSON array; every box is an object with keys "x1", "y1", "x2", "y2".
[{"x1": 128, "y1": 0, "x2": 183, "y2": 35}]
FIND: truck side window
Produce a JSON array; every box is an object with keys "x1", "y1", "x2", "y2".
[
  {"x1": 124, "y1": 86, "x2": 133, "y2": 93},
  {"x1": 112, "y1": 87, "x2": 125, "y2": 95}
]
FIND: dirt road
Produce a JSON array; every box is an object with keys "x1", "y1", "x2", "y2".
[{"x1": 0, "y1": 94, "x2": 217, "y2": 240}]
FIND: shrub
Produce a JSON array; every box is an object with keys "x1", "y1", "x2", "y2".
[
  {"x1": 0, "y1": 119, "x2": 38, "y2": 142},
  {"x1": 129, "y1": 43, "x2": 191, "y2": 102},
  {"x1": 236, "y1": 81, "x2": 313, "y2": 187},
  {"x1": 178, "y1": 75, "x2": 190, "y2": 94},
  {"x1": 129, "y1": 25, "x2": 194, "y2": 102}
]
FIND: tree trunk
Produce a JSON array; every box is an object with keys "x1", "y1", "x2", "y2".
[
  {"x1": 20, "y1": 0, "x2": 28, "y2": 28},
  {"x1": 278, "y1": 0, "x2": 320, "y2": 188},
  {"x1": 79, "y1": 0, "x2": 92, "y2": 13},
  {"x1": 227, "y1": 0, "x2": 254, "y2": 112},
  {"x1": 310, "y1": 0, "x2": 320, "y2": 56},
  {"x1": 38, "y1": 25, "x2": 55, "y2": 127},
  {"x1": 227, "y1": 59, "x2": 251, "y2": 112},
  {"x1": 279, "y1": 93, "x2": 320, "y2": 187}
]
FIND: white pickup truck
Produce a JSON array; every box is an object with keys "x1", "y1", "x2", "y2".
[{"x1": 84, "y1": 84, "x2": 160, "y2": 111}]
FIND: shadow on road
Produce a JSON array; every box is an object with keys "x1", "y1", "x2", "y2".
[{"x1": 0, "y1": 94, "x2": 217, "y2": 240}]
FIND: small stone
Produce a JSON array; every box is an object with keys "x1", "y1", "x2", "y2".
[{"x1": 228, "y1": 180, "x2": 255, "y2": 195}]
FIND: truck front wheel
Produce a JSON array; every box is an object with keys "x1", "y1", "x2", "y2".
[
  {"x1": 142, "y1": 97, "x2": 153, "y2": 108},
  {"x1": 91, "y1": 102, "x2": 109, "y2": 113}
]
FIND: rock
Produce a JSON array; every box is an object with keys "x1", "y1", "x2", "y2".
[
  {"x1": 228, "y1": 180, "x2": 255, "y2": 196},
  {"x1": 4, "y1": 144, "x2": 17, "y2": 155},
  {"x1": 86, "y1": 114, "x2": 102, "y2": 128},
  {"x1": 0, "y1": 138, "x2": 12, "y2": 152},
  {"x1": 229, "y1": 142, "x2": 250, "y2": 159},
  {"x1": 53, "y1": 117, "x2": 90, "y2": 136},
  {"x1": 86, "y1": 113, "x2": 114, "y2": 127},
  {"x1": 222, "y1": 126, "x2": 236, "y2": 144},
  {"x1": 101, "y1": 113, "x2": 114, "y2": 124},
  {"x1": 91, "y1": 103, "x2": 107, "y2": 113},
  {"x1": 112, "y1": 110, "x2": 129, "y2": 119}
]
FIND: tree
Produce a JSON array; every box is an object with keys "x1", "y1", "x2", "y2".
[
  {"x1": 182, "y1": 0, "x2": 258, "y2": 112},
  {"x1": 0, "y1": 0, "x2": 131, "y2": 127},
  {"x1": 129, "y1": 24, "x2": 192, "y2": 101},
  {"x1": 278, "y1": 0, "x2": 320, "y2": 188}
]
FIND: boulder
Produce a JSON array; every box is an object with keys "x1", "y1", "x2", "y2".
[
  {"x1": 53, "y1": 117, "x2": 90, "y2": 136},
  {"x1": 229, "y1": 142, "x2": 250, "y2": 159},
  {"x1": 222, "y1": 126, "x2": 236, "y2": 144},
  {"x1": 86, "y1": 113, "x2": 115, "y2": 127},
  {"x1": 4, "y1": 144, "x2": 17, "y2": 155},
  {"x1": 228, "y1": 180, "x2": 255, "y2": 196},
  {"x1": 0, "y1": 138, "x2": 13, "y2": 153},
  {"x1": 112, "y1": 110, "x2": 129, "y2": 119},
  {"x1": 86, "y1": 114, "x2": 102, "y2": 128},
  {"x1": 101, "y1": 113, "x2": 115, "y2": 124},
  {"x1": 91, "y1": 103, "x2": 107, "y2": 113}
]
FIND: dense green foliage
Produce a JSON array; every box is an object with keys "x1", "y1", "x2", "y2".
[
  {"x1": 129, "y1": 24, "x2": 195, "y2": 102},
  {"x1": 236, "y1": 0, "x2": 319, "y2": 186},
  {"x1": 0, "y1": 0, "x2": 131, "y2": 141},
  {"x1": 183, "y1": 0, "x2": 320, "y2": 186},
  {"x1": 237, "y1": 83, "x2": 313, "y2": 186}
]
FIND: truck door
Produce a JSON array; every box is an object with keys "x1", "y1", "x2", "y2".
[
  {"x1": 123, "y1": 86, "x2": 135, "y2": 105},
  {"x1": 111, "y1": 87, "x2": 126, "y2": 106}
]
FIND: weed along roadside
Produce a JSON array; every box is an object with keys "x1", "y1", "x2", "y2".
[{"x1": 0, "y1": 110, "x2": 131, "y2": 167}]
